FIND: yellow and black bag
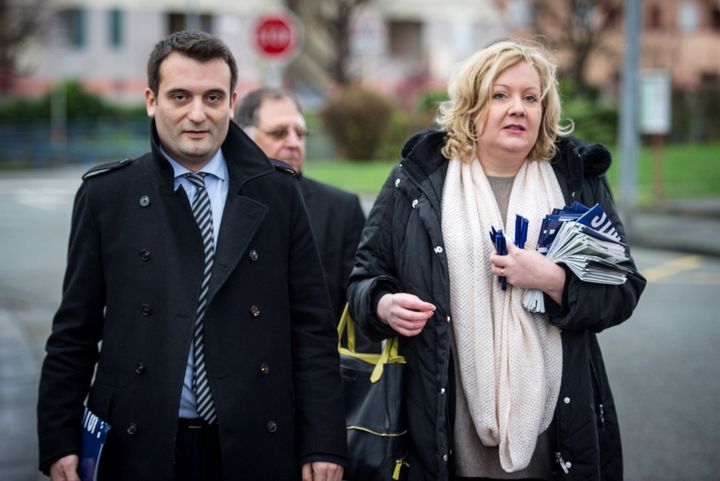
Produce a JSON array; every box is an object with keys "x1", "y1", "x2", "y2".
[{"x1": 338, "y1": 304, "x2": 408, "y2": 481}]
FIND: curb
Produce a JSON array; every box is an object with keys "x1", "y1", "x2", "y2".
[{"x1": 629, "y1": 234, "x2": 720, "y2": 259}]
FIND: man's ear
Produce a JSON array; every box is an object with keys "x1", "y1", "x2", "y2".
[
  {"x1": 229, "y1": 90, "x2": 238, "y2": 118},
  {"x1": 144, "y1": 88, "x2": 157, "y2": 118}
]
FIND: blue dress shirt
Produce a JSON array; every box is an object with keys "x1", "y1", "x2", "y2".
[{"x1": 162, "y1": 147, "x2": 229, "y2": 419}]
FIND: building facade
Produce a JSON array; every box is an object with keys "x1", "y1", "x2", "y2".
[{"x1": 8, "y1": 0, "x2": 720, "y2": 104}]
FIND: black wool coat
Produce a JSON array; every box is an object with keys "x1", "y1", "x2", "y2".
[
  {"x1": 37, "y1": 121, "x2": 347, "y2": 480},
  {"x1": 347, "y1": 130, "x2": 646, "y2": 481}
]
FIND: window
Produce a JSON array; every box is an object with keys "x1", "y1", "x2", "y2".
[
  {"x1": 710, "y1": 6, "x2": 720, "y2": 31},
  {"x1": 388, "y1": 20, "x2": 422, "y2": 61},
  {"x1": 59, "y1": 8, "x2": 86, "y2": 48},
  {"x1": 167, "y1": 12, "x2": 213, "y2": 34},
  {"x1": 646, "y1": 4, "x2": 662, "y2": 30},
  {"x1": 109, "y1": 9, "x2": 123, "y2": 48},
  {"x1": 506, "y1": 0, "x2": 535, "y2": 28},
  {"x1": 602, "y1": 4, "x2": 621, "y2": 30},
  {"x1": 677, "y1": 2, "x2": 700, "y2": 32}
]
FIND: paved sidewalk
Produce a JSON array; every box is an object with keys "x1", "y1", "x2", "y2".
[{"x1": 631, "y1": 198, "x2": 720, "y2": 258}]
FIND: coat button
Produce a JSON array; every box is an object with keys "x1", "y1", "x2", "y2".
[
  {"x1": 564, "y1": 397, "x2": 571, "y2": 404},
  {"x1": 442, "y1": 454, "x2": 449, "y2": 462},
  {"x1": 249, "y1": 249, "x2": 259, "y2": 261},
  {"x1": 259, "y1": 362, "x2": 270, "y2": 375},
  {"x1": 139, "y1": 249, "x2": 151, "y2": 262},
  {"x1": 250, "y1": 305, "x2": 261, "y2": 317},
  {"x1": 411, "y1": 199, "x2": 418, "y2": 208},
  {"x1": 434, "y1": 246, "x2": 444, "y2": 254},
  {"x1": 135, "y1": 362, "x2": 145, "y2": 375},
  {"x1": 266, "y1": 420, "x2": 278, "y2": 433},
  {"x1": 141, "y1": 304, "x2": 152, "y2": 316},
  {"x1": 127, "y1": 423, "x2": 137, "y2": 435},
  {"x1": 139, "y1": 195, "x2": 150, "y2": 207},
  {"x1": 394, "y1": 178, "x2": 400, "y2": 188}
]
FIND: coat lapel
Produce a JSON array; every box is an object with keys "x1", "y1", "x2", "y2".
[
  {"x1": 207, "y1": 191, "x2": 267, "y2": 304},
  {"x1": 206, "y1": 122, "x2": 275, "y2": 304}
]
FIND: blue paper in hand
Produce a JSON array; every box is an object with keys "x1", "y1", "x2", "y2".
[
  {"x1": 490, "y1": 215, "x2": 529, "y2": 291},
  {"x1": 79, "y1": 406, "x2": 111, "y2": 481}
]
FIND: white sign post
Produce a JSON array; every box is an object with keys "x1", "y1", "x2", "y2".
[
  {"x1": 640, "y1": 70, "x2": 671, "y2": 135},
  {"x1": 640, "y1": 70, "x2": 672, "y2": 200}
]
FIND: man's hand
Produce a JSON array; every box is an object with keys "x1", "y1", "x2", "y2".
[
  {"x1": 377, "y1": 293, "x2": 436, "y2": 337},
  {"x1": 301, "y1": 461, "x2": 343, "y2": 481},
  {"x1": 49, "y1": 454, "x2": 80, "y2": 481}
]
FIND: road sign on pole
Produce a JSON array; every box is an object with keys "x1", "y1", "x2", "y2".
[{"x1": 252, "y1": 12, "x2": 303, "y2": 62}]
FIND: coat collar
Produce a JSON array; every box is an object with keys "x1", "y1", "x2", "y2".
[
  {"x1": 550, "y1": 135, "x2": 612, "y2": 202},
  {"x1": 148, "y1": 120, "x2": 275, "y2": 192},
  {"x1": 398, "y1": 129, "x2": 612, "y2": 209},
  {"x1": 399, "y1": 129, "x2": 450, "y2": 215}
]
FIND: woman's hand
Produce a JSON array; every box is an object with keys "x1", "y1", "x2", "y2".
[
  {"x1": 490, "y1": 242, "x2": 566, "y2": 305},
  {"x1": 377, "y1": 293, "x2": 436, "y2": 337}
]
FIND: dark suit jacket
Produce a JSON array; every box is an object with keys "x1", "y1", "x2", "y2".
[
  {"x1": 298, "y1": 176, "x2": 379, "y2": 353},
  {"x1": 37, "y1": 121, "x2": 347, "y2": 480},
  {"x1": 298, "y1": 175, "x2": 365, "y2": 322}
]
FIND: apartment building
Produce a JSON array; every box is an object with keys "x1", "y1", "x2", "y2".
[
  {"x1": 9, "y1": 0, "x2": 720, "y2": 104},
  {"x1": 14, "y1": 0, "x2": 285, "y2": 102}
]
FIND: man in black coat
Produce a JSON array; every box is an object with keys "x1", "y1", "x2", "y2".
[
  {"x1": 37, "y1": 31, "x2": 346, "y2": 481},
  {"x1": 237, "y1": 89, "x2": 377, "y2": 352}
]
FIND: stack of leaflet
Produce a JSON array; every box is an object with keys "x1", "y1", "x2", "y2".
[{"x1": 523, "y1": 202, "x2": 632, "y2": 313}]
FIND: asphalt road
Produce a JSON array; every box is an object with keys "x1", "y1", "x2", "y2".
[{"x1": 0, "y1": 167, "x2": 718, "y2": 480}]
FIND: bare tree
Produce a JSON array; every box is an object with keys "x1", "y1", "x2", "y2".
[
  {"x1": 286, "y1": 0, "x2": 369, "y2": 86},
  {"x1": 532, "y1": 0, "x2": 622, "y2": 96},
  {"x1": 0, "y1": 0, "x2": 49, "y2": 90},
  {"x1": 323, "y1": 0, "x2": 370, "y2": 85}
]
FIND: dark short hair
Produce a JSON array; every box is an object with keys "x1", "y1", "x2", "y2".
[
  {"x1": 147, "y1": 30, "x2": 238, "y2": 96},
  {"x1": 236, "y1": 87, "x2": 302, "y2": 128}
]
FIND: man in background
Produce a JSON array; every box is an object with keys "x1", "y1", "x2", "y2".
[{"x1": 238, "y1": 89, "x2": 375, "y2": 353}]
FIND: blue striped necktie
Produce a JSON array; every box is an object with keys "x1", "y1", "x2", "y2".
[{"x1": 184, "y1": 172, "x2": 217, "y2": 424}]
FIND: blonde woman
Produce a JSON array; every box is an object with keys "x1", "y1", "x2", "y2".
[{"x1": 348, "y1": 39, "x2": 645, "y2": 481}]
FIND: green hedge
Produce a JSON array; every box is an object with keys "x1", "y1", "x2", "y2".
[
  {"x1": 0, "y1": 80, "x2": 146, "y2": 120},
  {"x1": 320, "y1": 86, "x2": 393, "y2": 161}
]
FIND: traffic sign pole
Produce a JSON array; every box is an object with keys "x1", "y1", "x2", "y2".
[{"x1": 251, "y1": 11, "x2": 303, "y2": 87}]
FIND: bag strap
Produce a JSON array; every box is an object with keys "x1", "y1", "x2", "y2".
[
  {"x1": 338, "y1": 304, "x2": 406, "y2": 383},
  {"x1": 337, "y1": 303, "x2": 357, "y2": 352}
]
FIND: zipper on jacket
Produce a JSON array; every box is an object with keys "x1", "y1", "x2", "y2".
[
  {"x1": 555, "y1": 452, "x2": 570, "y2": 474},
  {"x1": 444, "y1": 324, "x2": 455, "y2": 469},
  {"x1": 554, "y1": 390, "x2": 569, "y2": 476},
  {"x1": 588, "y1": 351, "x2": 606, "y2": 430}
]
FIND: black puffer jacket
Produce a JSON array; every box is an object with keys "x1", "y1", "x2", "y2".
[{"x1": 347, "y1": 130, "x2": 646, "y2": 481}]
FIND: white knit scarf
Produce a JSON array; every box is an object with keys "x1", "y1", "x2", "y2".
[{"x1": 441, "y1": 157, "x2": 565, "y2": 472}]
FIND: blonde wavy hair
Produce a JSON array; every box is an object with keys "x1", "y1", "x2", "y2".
[{"x1": 437, "y1": 39, "x2": 573, "y2": 163}]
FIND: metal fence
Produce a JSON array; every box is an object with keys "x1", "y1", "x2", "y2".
[
  {"x1": 0, "y1": 117, "x2": 339, "y2": 169},
  {"x1": 0, "y1": 119, "x2": 150, "y2": 169}
]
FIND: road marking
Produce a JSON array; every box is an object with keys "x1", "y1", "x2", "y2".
[
  {"x1": 642, "y1": 255, "x2": 701, "y2": 282},
  {"x1": 14, "y1": 187, "x2": 75, "y2": 211}
]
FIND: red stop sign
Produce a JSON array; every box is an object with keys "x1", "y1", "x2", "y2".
[{"x1": 253, "y1": 14, "x2": 302, "y2": 60}]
